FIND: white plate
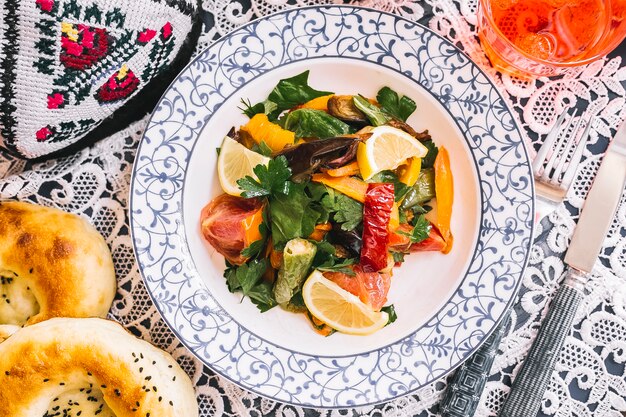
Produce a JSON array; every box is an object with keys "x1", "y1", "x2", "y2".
[{"x1": 130, "y1": 6, "x2": 534, "y2": 408}]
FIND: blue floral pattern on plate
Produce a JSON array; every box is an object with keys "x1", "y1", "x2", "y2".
[{"x1": 130, "y1": 6, "x2": 534, "y2": 408}]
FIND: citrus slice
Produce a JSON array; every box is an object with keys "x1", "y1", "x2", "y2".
[
  {"x1": 302, "y1": 270, "x2": 389, "y2": 335},
  {"x1": 217, "y1": 136, "x2": 271, "y2": 196},
  {"x1": 357, "y1": 125, "x2": 428, "y2": 180}
]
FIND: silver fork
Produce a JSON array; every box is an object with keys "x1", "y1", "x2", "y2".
[
  {"x1": 533, "y1": 108, "x2": 594, "y2": 218},
  {"x1": 440, "y1": 107, "x2": 594, "y2": 417}
]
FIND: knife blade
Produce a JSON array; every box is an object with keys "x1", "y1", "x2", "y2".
[
  {"x1": 565, "y1": 122, "x2": 626, "y2": 272},
  {"x1": 500, "y1": 121, "x2": 626, "y2": 417}
]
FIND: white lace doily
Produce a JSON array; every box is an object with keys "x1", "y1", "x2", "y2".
[{"x1": 1, "y1": 1, "x2": 625, "y2": 416}]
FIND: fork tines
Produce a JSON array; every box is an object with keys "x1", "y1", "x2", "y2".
[{"x1": 532, "y1": 107, "x2": 594, "y2": 192}]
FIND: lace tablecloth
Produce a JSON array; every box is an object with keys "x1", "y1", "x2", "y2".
[{"x1": 1, "y1": 1, "x2": 626, "y2": 416}]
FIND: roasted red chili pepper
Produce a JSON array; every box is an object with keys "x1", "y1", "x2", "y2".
[{"x1": 360, "y1": 183, "x2": 394, "y2": 272}]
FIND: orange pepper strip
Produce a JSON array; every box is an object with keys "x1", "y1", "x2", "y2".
[
  {"x1": 399, "y1": 157, "x2": 422, "y2": 186},
  {"x1": 241, "y1": 205, "x2": 264, "y2": 247},
  {"x1": 270, "y1": 248, "x2": 283, "y2": 270},
  {"x1": 240, "y1": 113, "x2": 295, "y2": 152},
  {"x1": 308, "y1": 223, "x2": 333, "y2": 241},
  {"x1": 434, "y1": 146, "x2": 453, "y2": 253},
  {"x1": 324, "y1": 161, "x2": 360, "y2": 177},
  {"x1": 296, "y1": 94, "x2": 334, "y2": 111},
  {"x1": 311, "y1": 173, "x2": 399, "y2": 231},
  {"x1": 311, "y1": 173, "x2": 368, "y2": 202}
]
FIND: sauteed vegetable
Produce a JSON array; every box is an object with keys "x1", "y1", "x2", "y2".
[{"x1": 200, "y1": 71, "x2": 454, "y2": 335}]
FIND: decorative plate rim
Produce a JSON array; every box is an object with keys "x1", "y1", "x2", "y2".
[{"x1": 130, "y1": 5, "x2": 535, "y2": 408}]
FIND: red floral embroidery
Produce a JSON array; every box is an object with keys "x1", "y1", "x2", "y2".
[
  {"x1": 96, "y1": 66, "x2": 140, "y2": 102},
  {"x1": 36, "y1": 0, "x2": 54, "y2": 12},
  {"x1": 161, "y1": 22, "x2": 172, "y2": 40},
  {"x1": 36, "y1": 126, "x2": 54, "y2": 141},
  {"x1": 47, "y1": 93, "x2": 65, "y2": 109},
  {"x1": 138, "y1": 29, "x2": 157, "y2": 44},
  {"x1": 60, "y1": 24, "x2": 108, "y2": 70}
]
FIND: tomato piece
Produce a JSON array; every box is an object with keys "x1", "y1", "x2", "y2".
[
  {"x1": 200, "y1": 194, "x2": 264, "y2": 265},
  {"x1": 360, "y1": 183, "x2": 394, "y2": 272},
  {"x1": 324, "y1": 266, "x2": 391, "y2": 311}
]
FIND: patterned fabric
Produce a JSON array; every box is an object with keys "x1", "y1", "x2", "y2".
[
  {"x1": 0, "y1": 1, "x2": 625, "y2": 417},
  {"x1": 0, "y1": 0, "x2": 198, "y2": 159}
]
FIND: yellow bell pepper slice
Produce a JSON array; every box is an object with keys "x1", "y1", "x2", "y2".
[
  {"x1": 240, "y1": 113, "x2": 295, "y2": 152},
  {"x1": 399, "y1": 157, "x2": 422, "y2": 186}
]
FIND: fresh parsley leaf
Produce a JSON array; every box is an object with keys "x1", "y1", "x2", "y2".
[
  {"x1": 376, "y1": 87, "x2": 417, "y2": 122},
  {"x1": 314, "y1": 187, "x2": 363, "y2": 232},
  {"x1": 241, "y1": 239, "x2": 265, "y2": 259},
  {"x1": 237, "y1": 156, "x2": 292, "y2": 198},
  {"x1": 247, "y1": 281, "x2": 277, "y2": 312},
  {"x1": 240, "y1": 99, "x2": 278, "y2": 118},
  {"x1": 311, "y1": 240, "x2": 356, "y2": 275},
  {"x1": 398, "y1": 215, "x2": 431, "y2": 243},
  {"x1": 391, "y1": 251, "x2": 405, "y2": 263},
  {"x1": 368, "y1": 170, "x2": 409, "y2": 202},
  {"x1": 224, "y1": 265, "x2": 240, "y2": 292},
  {"x1": 224, "y1": 258, "x2": 269, "y2": 302},
  {"x1": 216, "y1": 147, "x2": 221, "y2": 156},
  {"x1": 381, "y1": 304, "x2": 398, "y2": 325},
  {"x1": 306, "y1": 183, "x2": 331, "y2": 223},
  {"x1": 332, "y1": 194, "x2": 363, "y2": 231},
  {"x1": 283, "y1": 109, "x2": 351, "y2": 139},
  {"x1": 240, "y1": 98, "x2": 264, "y2": 118},
  {"x1": 399, "y1": 209, "x2": 407, "y2": 224},
  {"x1": 421, "y1": 140, "x2": 439, "y2": 169},
  {"x1": 236, "y1": 259, "x2": 269, "y2": 296},
  {"x1": 316, "y1": 257, "x2": 356, "y2": 275},
  {"x1": 270, "y1": 183, "x2": 320, "y2": 248}
]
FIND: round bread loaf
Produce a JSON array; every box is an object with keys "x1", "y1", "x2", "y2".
[
  {"x1": 0, "y1": 317, "x2": 198, "y2": 417},
  {"x1": 0, "y1": 201, "x2": 116, "y2": 326}
]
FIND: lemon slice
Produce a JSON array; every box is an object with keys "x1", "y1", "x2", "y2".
[
  {"x1": 357, "y1": 125, "x2": 428, "y2": 180},
  {"x1": 302, "y1": 270, "x2": 389, "y2": 335},
  {"x1": 217, "y1": 136, "x2": 271, "y2": 196}
]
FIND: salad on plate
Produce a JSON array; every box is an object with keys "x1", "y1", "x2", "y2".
[{"x1": 200, "y1": 71, "x2": 453, "y2": 336}]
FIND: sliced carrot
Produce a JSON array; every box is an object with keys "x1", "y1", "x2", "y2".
[
  {"x1": 434, "y1": 146, "x2": 453, "y2": 253},
  {"x1": 311, "y1": 173, "x2": 399, "y2": 231},
  {"x1": 297, "y1": 94, "x2": 334, "y2": 111},
  {"x1": 399, "y1": 157, "x2": 421, "y2": 186},
  {"x1": 324, "y1": 161, "x2": 360, "y2": 177},
  {"x1": 240, "y1": 113, "x2": 295, "y2": 152}
]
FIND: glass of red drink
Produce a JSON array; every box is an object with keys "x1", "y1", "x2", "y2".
[{"x1": 478, "y1": 0, "x2": 626, "y2": 77}]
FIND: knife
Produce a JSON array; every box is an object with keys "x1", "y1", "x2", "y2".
[{"x1": 499, "y1": 121, "x2": 626, "y2": 417}]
